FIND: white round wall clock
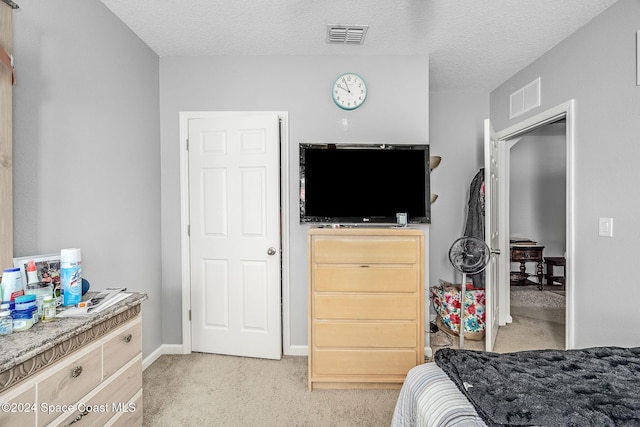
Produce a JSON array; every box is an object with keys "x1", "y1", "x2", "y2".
[{"x1": 332, "y1": 73, "x2": 367, "y2": 110}]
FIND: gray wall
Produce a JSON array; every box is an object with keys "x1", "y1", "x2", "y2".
[
  {"x1": 428, "y1": 90, "x2": 489, "y2": 290},
  {"x1": 159, "y1": 56, "x2": 429, "y2": 349},
  {"x1": 491, "y1": 0, "x2": 640, "y2": 347},
  {"x1": 13, "y1": 0, "x2": 633, "y2": 355},
  {"x1": 510, "y1": 122, "x2": 566, "y2": 264},
  {"x1": 12, "y1": 1, "x2": 162, "y2": 357}
]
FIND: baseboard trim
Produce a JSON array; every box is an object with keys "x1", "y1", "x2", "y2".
[
  {"x1": 144, "y1": 343, "x2": 308, "y2": 368},
  {"x1": 425, "y1": 346, "x2": 433, "y2": 360},
  {"x1": 144, "y1": 343, "x2": 428, "y2": 364},
  {"x1": 143, "y1": 344, "x2": 184, "y2": 370},
  {"x1": 285, "y1": 344, "x2": 308, "y2": 356}
]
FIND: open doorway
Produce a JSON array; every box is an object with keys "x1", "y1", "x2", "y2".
[
  {"x1": 496, "y1": 119, "x2": 567, "y2": 352},
  {"x1": 494, "y1": 100, "x2": 575, "y2": 352},
  {"x1": 428, "y1": 102, "x2": 574, "y2": 355}
]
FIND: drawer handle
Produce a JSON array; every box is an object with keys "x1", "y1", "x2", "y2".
[
  {"x1": 66, "y1": 409, "x2": 89, "y2": 426},
  {"x1": 124, "y1": 333, "x2": 133, "y2": 343},
  {"x1": 71, "y1": 366, "x2": 83, "y2": 378}
]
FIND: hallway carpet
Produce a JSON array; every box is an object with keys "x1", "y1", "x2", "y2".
[{"x1": 430, "y1": 286, "x2": 566, "y2": 355}]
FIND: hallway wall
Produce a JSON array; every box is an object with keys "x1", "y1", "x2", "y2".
[{"x1": 510, "y1": 121, "x2": 566, "y2": 278}]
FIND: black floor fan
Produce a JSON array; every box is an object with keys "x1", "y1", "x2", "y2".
[{"x1": 447, "y1": 236, "x2": 491, "y2": 349}]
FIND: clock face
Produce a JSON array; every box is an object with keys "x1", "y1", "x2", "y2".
[{"x1": 332, "y1": 73, "x2": 367, "y2": 110}]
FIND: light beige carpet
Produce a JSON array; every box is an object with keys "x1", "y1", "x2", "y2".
[
  {"x1": 143, "y1": 353, "x2": 399, "y2": 427},
  {"x1": 143, "y1": 287, "x2": 565, "y2": 426}
]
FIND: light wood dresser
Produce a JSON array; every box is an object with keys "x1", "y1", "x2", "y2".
[
  {"x1": 0, "y1": 293, "x2": 146, "y2": 426},
  {"x1": 308, "y1": 227, "x2": 424, "y2": 390}
]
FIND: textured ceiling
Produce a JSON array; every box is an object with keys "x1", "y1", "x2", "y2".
[{"x1": 99, "y1": 0, "x2": 617, "y2": 91}]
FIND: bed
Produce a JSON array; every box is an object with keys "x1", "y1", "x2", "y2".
[{"x1": 392, "y1": 346, "x2": 640, "y2": 427}]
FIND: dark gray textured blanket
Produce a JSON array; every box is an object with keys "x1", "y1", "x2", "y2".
[{"x1": 435, "y1": 347, "x2": 640, "y2": 426}]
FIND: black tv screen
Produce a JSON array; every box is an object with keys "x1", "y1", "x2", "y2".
[{"x1": 299, "y1": 143, "x2": 430, "y2": 224}]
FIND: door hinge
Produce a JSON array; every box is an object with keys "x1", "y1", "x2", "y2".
[
  {"x1": 186, "y1": 139, "x2": 189, "y2": 150},
  {"x1": 189, "y1": 309, "x2": 191, "y2": 321},
  {"x1": 187, "y1": 224, "x2": 190, "y2": 236}
]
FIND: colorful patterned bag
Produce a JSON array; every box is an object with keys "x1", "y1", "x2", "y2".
[{"x1": 432, "y1": 282, "x2": 486, "y2": 340}]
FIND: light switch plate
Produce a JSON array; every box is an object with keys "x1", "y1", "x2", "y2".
[{"x1": 599, "y1": 217, "x2": 613, "y2": 237}]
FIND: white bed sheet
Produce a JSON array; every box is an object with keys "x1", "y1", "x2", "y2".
[{"x1": 391, "y1": 362, "x2": 487, "y2": 427}]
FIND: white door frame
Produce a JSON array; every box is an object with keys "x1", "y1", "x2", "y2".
[
  {"x1": 495, "y1": 100, "x2": 575, "y2": 349},
  {"x1": 179, "y1": 111, "x2": 291, "y2": 355}
]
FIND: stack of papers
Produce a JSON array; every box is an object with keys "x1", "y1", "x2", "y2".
[
  {"x1": 58, "y1": 288, "x2": 130, "y2": 317},
  {"x1": 87, "y1": 287, "x2": 129, "y2": 313}
]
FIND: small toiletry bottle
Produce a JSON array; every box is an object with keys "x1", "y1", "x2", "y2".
[
  {"x1": 0, "y1": 304, "x2": 12, "y2": 335},
  {"x1": 42, "y1": 296, "x2": 56, "y2": 322},
  {"x1": 26, "y1": 260, "x2": 46, "y2": 319},
  {"x1": 1, "y1": 267, "x2": 24, "y2": 301},
  {"x1": 26, "y1": 260, "x2": 39, "y2": 285}
]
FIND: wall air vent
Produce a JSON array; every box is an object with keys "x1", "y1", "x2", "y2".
[
  {"x1": 326, "y1": 25, "x2": 368, "y2": 45},
  {"x1": 510, "y1": 78, "x2": 541, "y2": 119}
]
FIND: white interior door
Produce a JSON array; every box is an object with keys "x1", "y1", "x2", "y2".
[
  {"x1": 188, "y1": 113, "x2": 281, "y2": 360},
  {"x1": 484, "y1": 119, "x2": 501, "y2": 351}
]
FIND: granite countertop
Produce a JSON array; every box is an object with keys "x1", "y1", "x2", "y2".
[{"x1": 0, "y1": 292, "x2": 147, "y2": 374}]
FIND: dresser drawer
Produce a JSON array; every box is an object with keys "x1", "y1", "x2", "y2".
[
  {"x1": 55, "y1": 357, "x2": 142, "y2": 427},
  {"x1": 314, "y1": 295, "x2": 417, "y2": 320},
  {"x1": 315, "y1": 322, "x2": 417, "y2": 348},
  {"x1": 312, "y1": 237, "x2": 418, "y2": 264},
  {"x1": 0, "y1": 385, "x2": 35, "y2": 426},
  {"x1": 314, "y1": 349, "x2": 418, "y2": 376},
  {"x1": 108, "y1": 391, "x2": 143, "y2": 427},
  {"x1": 314, "y1": 265, "x2": 417, "y2": 292},
  {"x1": 38, "y1": 346, "x2": 103, "y2": 426},
  {"x1": 510, "y1": 247, "x2": 543, "y2": 261},
  {"x1": 103, "y1": 320, "x2": 142, "y2": 379}
]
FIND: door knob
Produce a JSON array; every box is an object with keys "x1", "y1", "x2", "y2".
[{"x1": 267, "y1": 247, "x2": 277, "y2": 256}]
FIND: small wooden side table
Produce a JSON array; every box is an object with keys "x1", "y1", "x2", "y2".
[
  {"x1": 544, "y1": 257, "x2": 566, "y2": 290},
  {"x1": 510, "y1": 245, "x2": 545, "y2": 290}
]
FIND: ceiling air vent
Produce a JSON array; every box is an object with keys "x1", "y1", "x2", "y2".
[{"x1": 326, "y1": 25, "x2": 368, "y2": 45}]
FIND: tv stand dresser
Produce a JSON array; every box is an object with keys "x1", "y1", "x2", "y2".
[{"x1": 308, "y1": 227, "x2": 424, "y2": 390}]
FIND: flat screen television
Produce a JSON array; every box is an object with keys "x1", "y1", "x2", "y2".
[{"x1": 299, "y1": 143, "x2": 431, "y2": 224}]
